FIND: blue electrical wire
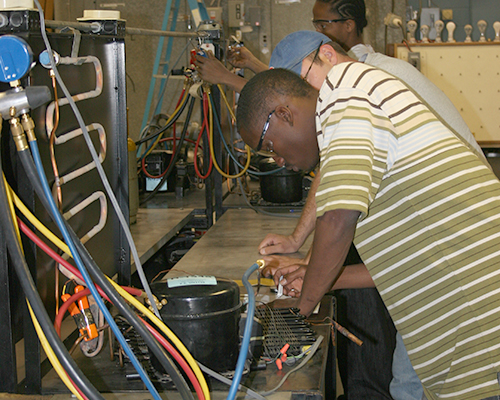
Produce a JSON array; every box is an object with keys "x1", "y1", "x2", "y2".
[
  {"x1": 209, "y1": 94, "x2": 285, "y2": 176},
  {"x1": 227, "y1": 262, "x2": 260, "y2": 400},
  {"x1": 28, "y1": 140, "x2": 163, "y2": 400}
]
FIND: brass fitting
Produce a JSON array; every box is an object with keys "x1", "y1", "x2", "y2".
[
  {"x1": 144, "y1": 294, "x2": 166, "y2": 311},
  {"x1": 256, "y1": 259, "x2": 266, "y2": 269},
  {"x1": 20, "y1": 113, "x2": 37, "y2": 142},
  {"x1": 9, "y1": 116, "x2": 29, "y2": 152}
]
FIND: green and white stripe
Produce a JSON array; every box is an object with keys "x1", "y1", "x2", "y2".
[{"x1": 316, "y1": 62, "x2": 500, "y2": 399}]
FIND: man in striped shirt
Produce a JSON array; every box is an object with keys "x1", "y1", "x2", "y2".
[{"x1": 236, "y1": 39, "x2": 500, "y2": 400}]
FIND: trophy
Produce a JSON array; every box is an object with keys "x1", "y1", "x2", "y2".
[
  {"x1": 435, "y1": 20, "x2": 444, "y2": 43},
  {"x1": 407, "y1": 20, "x2": 418, "y2": 43},
  {"x1": 446, "y1": 21, "x2": 456, "y2": 43},
  {"x1": 420, "y1": 24, "x2": 430, "y2": 43},
  {"x1": 494, "y1": 21, "x2": 500, "y2": 42},
  {"x1": 477, "y1": 20, "x2": 487, "y2": 42},
  {"x1": 464, "y1": 24, "x2": 473, "y2": 42}
]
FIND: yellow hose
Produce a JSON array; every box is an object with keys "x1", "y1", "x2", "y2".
[
  {"x1": 2, "y1": 175, "x2": 83, "y2": 399},
  {"x1": 217, "y1": 84, "x2": 236, "y2": 122},
  {"x1": 28, "y1": 302, "x2": 85, "y2": 400},
  {"x1": 5, "y1": 175, "x2": 71, "y2": 257},
  {"x1": 206, "y1": 88, "x2": 251, "y2": 179},
  {"x1": 7, "y1": 177, "x2": 210, "y2": 400}
]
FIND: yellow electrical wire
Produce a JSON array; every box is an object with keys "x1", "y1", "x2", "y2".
[
  {"x1": 206, "y1": 88, "x2": 251, "y2": 179},
  {"x1": 6, "y1": 177, "x2": 211, "y2": 400},
  {"x1": 2, "y1": 175, "x2": 83, "y2": 399}
]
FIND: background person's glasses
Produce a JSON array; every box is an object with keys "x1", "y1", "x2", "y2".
[
  {"x1": 303, "y1": 43, "x2": 322, "y2": 82},
  {"x1": 312, "y1": 18, "x2": 349, "y2": 31}
]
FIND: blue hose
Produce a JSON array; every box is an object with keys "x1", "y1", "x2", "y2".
[
  {"x1": 227, "y1": 262, "x2": 260, "y2": 400},
  {"x1": 29, "y1": 141, "x2": 162, "y2": 400}
]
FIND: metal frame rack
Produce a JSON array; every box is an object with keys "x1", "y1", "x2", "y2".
[{"x1": 0, "y1": 13, "x2": 129, "y2": 393}]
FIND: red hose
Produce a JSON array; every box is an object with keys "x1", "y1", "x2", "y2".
[
  {"x1": 194, "y1": 93, "x2": 213, "y2": 179},
  {"x1": 17, "y1": 218, "x2": 205, "y2": 400}
]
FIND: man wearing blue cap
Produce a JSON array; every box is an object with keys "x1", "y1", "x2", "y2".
[{"x1": 236, "y1": 29, "x2": 500, "y2": 400}]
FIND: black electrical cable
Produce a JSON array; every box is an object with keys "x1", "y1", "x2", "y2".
[
  {"x1": 16, "y1": 148, "x2": 194, "y2": 400},
  {"x1": 140, "y1": 96, "x2": 195, "y2": 205},
  {"x1": 135, "y1": 95, "x2": 191, "y2": 146},
  {"x1": 0, "y1": 152, "x2": 104, "y2": 400}
]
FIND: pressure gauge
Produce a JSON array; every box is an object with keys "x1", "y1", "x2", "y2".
[{"x1": 0, "y1": 35, "x2": 34, "y2": 83}]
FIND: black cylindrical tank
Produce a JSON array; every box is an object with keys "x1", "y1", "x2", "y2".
[
  {"x1": 151, "y1": 277, "x2": 241, "y2": 372},
  {"x1": 259, "y1": 158, "x2": 304, "y2": 203}
]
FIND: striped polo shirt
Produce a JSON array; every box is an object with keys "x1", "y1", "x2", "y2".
[{"x1": 316, "y1": 62, "x2": 500, "y2": 400}]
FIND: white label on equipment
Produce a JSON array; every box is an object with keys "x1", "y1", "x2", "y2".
[{"x1": 167, "y1": 276, "x2": 217, "y2": 288}]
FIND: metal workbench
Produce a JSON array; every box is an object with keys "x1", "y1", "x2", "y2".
[{"x1": 165, "y1": 209, "x2": 335, "y2": 400}]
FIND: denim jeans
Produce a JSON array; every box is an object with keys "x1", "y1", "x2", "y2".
[
  {"x1": 390, "y1": 332, "x2": 424, "y2": 400},
  {"x1": 391, "y1": 332, "x2": 500, "y2": 400},
  {"x1": 423, "y1": 395, "x2": 500, "y2": 399}
]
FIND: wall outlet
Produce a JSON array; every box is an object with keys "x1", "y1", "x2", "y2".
[
  {"x1": 408, "y1": 52, "x2": 421, "y2": 71},
  {"x1": 260, "y1": 32, "x2": 269, "y2": 55}
]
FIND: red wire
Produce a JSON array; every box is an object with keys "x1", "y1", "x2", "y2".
[
  {"x1": 159, "y1": 137, "x2": 199, "y2": 146},
  {"x1": 141, "y1": 88, "x2": 187, "y2": 179},
  {"x1": 194, "y1": 93, "x2": 213, "y2": 179},
  {"x1": 17, "y1": 218, "x2": 205, "y2": 400},
  {"x1": 69, "y1": 375, "x2": 89, "y2": 400}
]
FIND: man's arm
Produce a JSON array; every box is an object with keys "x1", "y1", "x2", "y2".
[
  {"x1": 195, "y1": 52, "x2": 248, "y2": 93},
  {"x1": 227, "y1": 46, "x2": 268, "y2": 74},
  {"x1": 258, "y1": 173, "x2": 320, "y2": 255},
  {"x1": 297, "y1": 208, "x2": 360, "y2": 316}
]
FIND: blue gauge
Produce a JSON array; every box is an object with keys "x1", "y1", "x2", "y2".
[{"x1": 0, "y1": 35, "x2": 34, "y2": 83}]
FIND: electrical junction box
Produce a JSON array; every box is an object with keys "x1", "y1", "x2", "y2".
[
  {"x1": 207, "y1": 7, "x2": 222, "y2": 23},
  {"x1": 247, "y1": 6, "x2": 261, "y2": 26},
  {"x1": 228, "y1": 1, "x2": 245, "y2": 28},
  {"x1": 420, "y1": 7, "x2": 440, "y2": 40}
]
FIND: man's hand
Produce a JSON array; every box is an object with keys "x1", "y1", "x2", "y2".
[
  {"x1": 227, "y1": 46, "x2": 267, "y2": 73},
  {"x1": 194, "y1": 51, "x2": 233, "y2": 85},
  {"x1": 258, "y1": 233, "x2": 302, "y2": 255},
  {"x1": 260, "y1": 255, "x2": 307, "y2": 297}
]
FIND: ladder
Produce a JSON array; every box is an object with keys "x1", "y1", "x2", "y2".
[{"x1": 140, "y1": 0, "x2": 209, "y2": 133}]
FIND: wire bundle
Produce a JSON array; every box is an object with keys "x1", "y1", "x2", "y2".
[{"x1": 136, "y1": 79, "x2": 286, "y2": 204}]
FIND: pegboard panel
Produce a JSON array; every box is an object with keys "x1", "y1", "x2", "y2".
[{"x1": 393, "y1": 43, "x2": 500, "y2": 143}]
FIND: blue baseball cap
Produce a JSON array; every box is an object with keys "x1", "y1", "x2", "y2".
[{"x1": 269, "y1": 30, "x2": 331, "y2": 75}]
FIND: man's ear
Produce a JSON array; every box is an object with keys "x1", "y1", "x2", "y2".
[
  {"x1": 320, "y1": 44, "x2": 339, "y2": 66},
  {"x1": 344, "y1": 19, "x2": 356, "y2": 33},
  {"x1": 275, "y1": 104, "x2": 293, "y2": 126}
]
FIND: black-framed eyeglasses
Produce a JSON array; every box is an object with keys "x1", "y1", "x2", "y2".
[
  {"x1": 312, "y1": 18, "x2": 349, "y2": 31},
  {"x1": 303, "y1": 43, "x2": 322, "y2": 82},
  {"x1": 256, "y1": 110, "x2": 275, "y2": 152}
]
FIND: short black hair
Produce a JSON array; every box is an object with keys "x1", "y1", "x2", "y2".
[
  {"x1": 317, "y1": 0, "x2": 368, "y2": 36},
  {"x1": 237, "y1": 69, "x2": 317, "y2": 139}
]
